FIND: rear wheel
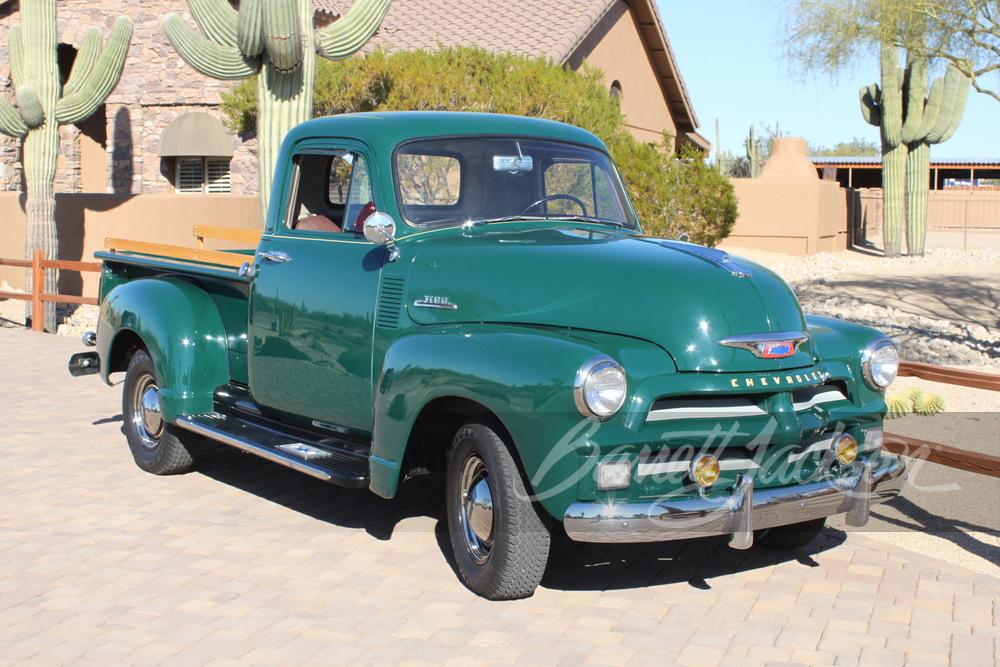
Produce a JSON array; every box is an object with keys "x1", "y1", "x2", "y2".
[
  {"x1": 122, "y1": 349, "x2": 200, "y2": 475},
  {"x1": 756, "y1": 517, "x2": 826, "y2": 550},
  {"x1": 447, "y1": 419, "x2": 550, "y2": 600}
]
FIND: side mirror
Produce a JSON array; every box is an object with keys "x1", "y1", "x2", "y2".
[{"x1": 363, "y1": 212, "x2": 396, "y2": 245}]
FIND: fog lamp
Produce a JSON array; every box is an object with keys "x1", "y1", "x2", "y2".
[
  {"x1": 598, "y1": 460, "x2": 632, "y2": 491},
  {"x1": 690, "y1": 454, "x2": 720, "y2": 487},
  {"x1": 835, "y1": 434, "x2": 858, "y2": 465}
]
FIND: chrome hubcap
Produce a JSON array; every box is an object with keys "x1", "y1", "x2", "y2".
[
  {"x1": 132, "y1": 375, "x2": 162, "y2": 450},
  {"x1": 460, "y1": 455, "x2": 494, "y2": 565}
]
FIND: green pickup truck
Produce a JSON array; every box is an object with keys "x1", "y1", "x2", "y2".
[{"x1": 70, "y1": 111, "x2": 905, "y2": 600}]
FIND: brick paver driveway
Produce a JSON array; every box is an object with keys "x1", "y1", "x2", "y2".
[{"x1": 2, "y1": 328, "x2": 998, "y2": 667}]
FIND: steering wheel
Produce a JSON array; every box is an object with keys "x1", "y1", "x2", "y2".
[{"x1": 519, "y1": 194, "x2": 588, "y2": 217}]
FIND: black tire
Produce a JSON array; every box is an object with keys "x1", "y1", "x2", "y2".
[
  {"x1": 447, "y1": 419, "x2": 550, "y2": 600},
  {"x1": 122, "y1": 349, "x2": 200, "y2": 475},
  {"x1": 756, "y1": 517, "x2": 826, "y2": 550}
]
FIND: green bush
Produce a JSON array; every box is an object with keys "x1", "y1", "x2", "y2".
[{"x1": 221, "y1": 46, "x2": 738, "y2": 245}]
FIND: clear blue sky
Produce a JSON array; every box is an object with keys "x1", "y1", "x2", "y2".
[{"x1": 660, "y1": 1, "x2": 1000, "y2": 159}]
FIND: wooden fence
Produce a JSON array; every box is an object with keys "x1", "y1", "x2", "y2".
[
  {"x1": 0, "y1": 250, "x2": 101, "y2": 332},
  {"x1": 884, "y1": 361, "x2": 1000, "y2": 478}
]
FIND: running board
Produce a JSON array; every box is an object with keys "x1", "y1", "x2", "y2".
[{"x1": 174, "y1": 412, "x2": 370, "y2": 488}]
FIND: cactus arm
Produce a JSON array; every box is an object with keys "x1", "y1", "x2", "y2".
[
  {"x1": 860, "y1": 85, "x2": 881, "y2": 127},
  {"x1": 0, "y1": 98, "x2": 29, "y2": 138},
  {"x1": 926, "y1": 67, "x2": 970, "y2": 144},
  {"x1": 55, "y1": 17, "x2": 134, "y2": 125},
  {"x1": 237, "y1": 0, "x2": 265, "y2": 57},
  {"x1": 187, "y1": 0, "x2": 239, "y2": 47},
  {"x1": 16, "y1": 85, "x2": 45, "y2": 127},
  {"x1": 162, "y1": 14, "x2": 260, "y2": 81},
  {"x1": 315, "y1": 0, "x2": 391, "y2": 60},
  {"x1": 9, "y1": 25, "x2": 24, "y2": 89},
  {"x1": 61, "y1": 28, "x2": 102, "y2": 97},
  {"x1": 880, "y1": 45, "x2": 903, "y2": 148},
  {"x1": 900, "y1": 53, "x2": 928, "y2": 144},
  {"x1": 261, "y1": 0, "x2": 302, "y2": 73},
  {"x1": 914, "y1": 76, "x2": 944, "y2": 139}
]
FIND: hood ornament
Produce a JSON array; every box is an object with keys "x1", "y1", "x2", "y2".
[
  {"x1": 717, "y1": 331, "x2": 809, "y2": 359},
  {"x1": 659, "y1": 240, "x2": 752, "y2": 278}
]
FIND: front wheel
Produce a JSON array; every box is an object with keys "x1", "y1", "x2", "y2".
[
  {"x1": 122, "y1": 349, "x2": 200, "y2": 475},
  {"x1": 447, "y1": 419, "x2": 550, "y2": 600}
]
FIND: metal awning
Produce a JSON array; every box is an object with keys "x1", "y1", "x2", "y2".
[{"x1": 157, "y1": 113, "x2": 234, "y2": 158}]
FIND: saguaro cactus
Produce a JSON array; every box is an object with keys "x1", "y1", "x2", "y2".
[
  {"x1": 0, "y1": 1, "x2": 132, "y2": 331},
  {"x1": 900, "y1": 59, "x2": 969, "y2": 256},
  {"x1": 163, "y1": 0, "x2": 391, "y2": 224},
  {"x1": 860, "y1": 46, "x2": 968, "y2": 257}
]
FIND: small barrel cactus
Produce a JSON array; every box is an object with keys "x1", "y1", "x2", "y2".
[
  {"x1": 902, "y1": 386, "x2": 924, "y2": 400},
  {"x1": 913, "y1": 392, "x2": 945, "y2": 416},
  {"x1": 885, "y1": 393, "x2": 912, "y2": 419}
]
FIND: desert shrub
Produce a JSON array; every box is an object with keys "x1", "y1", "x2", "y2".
[{"x1": 221, "y1": 46, "x2": 737, "y2": 245}]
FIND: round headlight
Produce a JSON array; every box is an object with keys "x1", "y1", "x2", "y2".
[
  {"x1": 861, "y1": 336, "x2": 898, "y2": 391},
  {"x1": 574, "y1": 356, "x2": 627, "y2": 419},
  {"x1": 690, "y1": 454, "x2": 720, "y2": 487}
]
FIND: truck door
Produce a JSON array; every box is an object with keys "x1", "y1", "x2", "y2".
[{"x1": 248, "y1": 145, "x2": 386, "y2": 436}]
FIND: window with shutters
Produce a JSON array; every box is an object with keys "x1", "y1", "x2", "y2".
[{"x1": 175, "y1": 157, "x2": 232, "y2": 194}]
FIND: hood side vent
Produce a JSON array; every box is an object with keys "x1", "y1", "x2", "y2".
[{"x1": 377, "y1": 277, "x2": 405, "y2": 329}]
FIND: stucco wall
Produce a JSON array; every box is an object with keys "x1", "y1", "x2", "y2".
[
  {"x1": 566, "y1": 0, "x2": 678, "y2": 149},
  {"x1": 0, "y1": 0, "x2": 258, "y2": 195},
  {"x1": 0, "y1": 192, "x2": 259, "y2": 296}
]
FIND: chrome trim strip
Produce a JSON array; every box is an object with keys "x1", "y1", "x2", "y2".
[
  {"x1": 563, "y1": 455, "x2": 904, "y2": 544},
  {"x1": 793, "y1": 389, "x2": 847, "y2": 411},
  {"x1": 716, "y1": 331, "x2": 809, "y2": 358},
  {"x1": 174, "y1": 415, "x2": 333, "y2": 481},
  {"x1": 659, "y1": 240, "x2": 753, "y2": 278},
  {"x1": 647, "y1": 398, "x2": 766, "y2": 422},
  {"x1": 638, "y1": 457, "x2": 760, "y2": 477}
]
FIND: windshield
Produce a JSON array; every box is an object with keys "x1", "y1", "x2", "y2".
[{"x1": 394, "y1": 137, "x2": 638, "y2": 229}]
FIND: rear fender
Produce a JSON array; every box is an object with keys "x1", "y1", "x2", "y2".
[{"x1": 98, "y1": 277, "x2": 230, "y2": 422}]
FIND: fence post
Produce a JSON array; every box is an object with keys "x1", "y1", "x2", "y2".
[{"x1": 31, "y1": 250, "x2": 43, "y2": 332}]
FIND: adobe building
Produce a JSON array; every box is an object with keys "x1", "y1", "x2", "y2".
[{"x1": 0, "y1": 0, "x2": 707, "y2": 198}]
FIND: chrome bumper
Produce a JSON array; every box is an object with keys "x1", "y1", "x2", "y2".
[{"x1": 563, "y1": 455, "x2": 906, "y2": 545}]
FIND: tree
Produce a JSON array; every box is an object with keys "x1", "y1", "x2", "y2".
[
  {"x1": 221, "y1": 46, "x2": 739, "y2": 246},
  {"x1": 780, "y1": 0, "x2": 999, "y2": 103},
  {"x1": 809, "y1": 137, "x2": 881, "y2": 156}
]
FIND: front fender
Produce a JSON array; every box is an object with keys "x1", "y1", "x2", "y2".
[
  {"x1": 370, "y1": 323, "x2": 676, "y2": 518},
  {"x1": 98, "y1": 277, "x2": 230, "y2": 422},
  {"x1": 807, "y1": 314, "x2": 892, "y2": 407}
]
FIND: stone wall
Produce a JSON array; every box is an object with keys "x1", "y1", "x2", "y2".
[{"x1": 0, "y1": 0, "x2": 258, "y2": 195}]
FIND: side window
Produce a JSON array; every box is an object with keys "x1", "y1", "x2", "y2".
[{"x1": 285, "y1": 150, "x2": 374, "y2": 233}]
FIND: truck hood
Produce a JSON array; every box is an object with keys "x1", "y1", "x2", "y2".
[{"x1": 400, "y1": 225, "x2": 812, "y2": 372}]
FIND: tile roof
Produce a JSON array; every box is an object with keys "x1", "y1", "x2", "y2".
[
  {"x1": 321, "y1": 0, "x2": 616, "y2": 63},
  {"x1": 317, "y1": 0, "x2": 699, "y2": 131}
]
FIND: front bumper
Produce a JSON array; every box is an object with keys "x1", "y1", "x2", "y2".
[{"x1": 563, "y1": 454, "x2": 906, "y2": 545}]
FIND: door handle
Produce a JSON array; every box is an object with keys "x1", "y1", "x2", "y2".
[{"x1": 260, "y1": 251, "x2": 292, "y2": 263}]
